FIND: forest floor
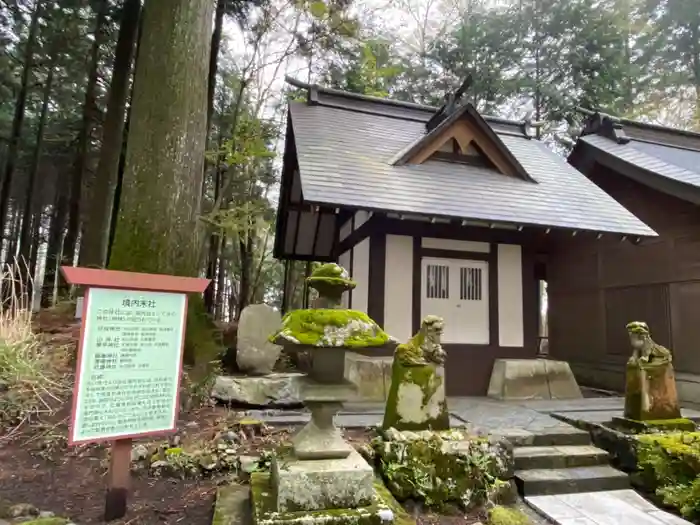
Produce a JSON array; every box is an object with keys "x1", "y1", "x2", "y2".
[{"x1": 0, "y1": 305, "x2": 501, "y2": 525}]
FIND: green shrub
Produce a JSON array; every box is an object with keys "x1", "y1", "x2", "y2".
[{"x1": 636, "y1": 432, "x2": 700, "y2": 520}]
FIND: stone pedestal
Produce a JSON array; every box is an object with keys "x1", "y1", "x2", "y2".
[
  {"x1": 624, "y1": 361, "x2": 682, "y2": 421},
  {"x1": 272, "y1": 449, "x2": 374, "y2": 512},
  {"x1": 383, "y1": 361, "x2": 449, "y2": 431},
  {"x1": 291, "y1": 380, "x2": 357, "y2": 460}
]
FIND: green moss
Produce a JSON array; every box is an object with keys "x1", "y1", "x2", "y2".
[
  {"x1": 250, "y1": 471, "x2": 415, "y2": 524},
  {"x1": 636, "y1": 432, "x2": 700, "y2": 519},
  {"x1": 21, "y1": 519, "x2": 70, "y2": 525},
  {"x1": 184, "y1": 294, "x2": 223, "y2": 368},
  {"x1": 487, "y1": 506, "x2": 532, "y2": 525},
  {"x1": 271, "y1": 309, "x2": 391, "y2": 348}
]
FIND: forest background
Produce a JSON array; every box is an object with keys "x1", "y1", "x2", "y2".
[{"x1": 0, "y1": 0, "x2": 697, "y2": 335}]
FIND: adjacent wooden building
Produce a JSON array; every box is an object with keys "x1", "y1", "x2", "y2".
[
  {"x1": 273, "y1": 79, "x2": 655, "y2": 396},
  {"x1": 548, "y1": 111, "x2": 700, "y2": 405}
]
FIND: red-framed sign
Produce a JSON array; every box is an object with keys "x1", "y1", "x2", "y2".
[{"x1": 60, "y1": 266, "x2": 210, "y2": 520}]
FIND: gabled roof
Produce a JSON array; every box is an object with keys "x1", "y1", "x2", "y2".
[
  {"x1": 572, "y1": 109, "x2": 700, "y2": 204},
  {"x1": 389, "y1": 103, "x2": 534, "y2": 182},
  {"x1": 280, "y1": 79, "x2": 656, "y2": 239}
]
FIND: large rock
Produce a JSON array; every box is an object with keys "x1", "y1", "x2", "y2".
[
  {"x1": 371, "y1": 428, "x2": 513, "y2": 508},
  {"x1": 236, "y1": 304, "x2": 282, "y2": 375},
  {"x1": 487, "y1": 358, "x2": 582, "y2": 400},
  {"x1": 211, "y1": 373, "x2": 304, "y2": 407}
]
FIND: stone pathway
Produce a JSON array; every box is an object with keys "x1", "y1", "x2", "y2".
[{"x1": 526, "y1": 490, "x2": 692, "y2": 525}]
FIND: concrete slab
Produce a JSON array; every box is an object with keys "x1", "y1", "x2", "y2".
[{"x1": 527, "y1": 490, "x2": 693, "y2": 525}]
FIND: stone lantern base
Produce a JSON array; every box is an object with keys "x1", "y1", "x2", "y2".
[
  {"x1": 271, "y1": 448, "x2": 374, "y2": 512},
  {"x1": 249, "y1": 470, "x2": 413, "y2": 525}
]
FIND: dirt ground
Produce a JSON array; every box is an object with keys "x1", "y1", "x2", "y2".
[{"x1": 0, "y1": 410, "x2": 490, "y2": 525}]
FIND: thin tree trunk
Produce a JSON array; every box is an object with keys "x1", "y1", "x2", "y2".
[
  {"x1": 6, "y1": 205, "x2": 21, "y2": 261},
  {"x1": 61, "y1": 0, "x2": 108, "y2": 280},
  {"x1": 19, "y1": 57, "x2": 54, "y2": 263},
  {"x1": 215, "y1": 233, "x2": 227, "y2": 319},
  {"x1": 0, "y1": 0, "x2": 43, "y2": 260},
  {"x1": 80, "y1": 0, "x2": 140, "y2": 268},
  {"x1": 207, "y1": 0, "x2": 226, "y2": 134},
  {"x1": 27, "y1": 210, "x2": 42, "y2": 300},
  {"x1": 41, "y1": 187, "x2": 67, "y2": 308},
  {"x1": 236, "y1": 235, "x2": 253, "y2": 320}
]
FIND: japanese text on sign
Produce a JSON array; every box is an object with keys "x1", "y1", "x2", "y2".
[{"x1": 71, "y1": 288, "x2": 187, "y2": 444}]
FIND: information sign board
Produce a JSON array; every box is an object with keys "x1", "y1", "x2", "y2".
[{"x1": 70, "y1": 288, "x2": 187, "y2": 444}]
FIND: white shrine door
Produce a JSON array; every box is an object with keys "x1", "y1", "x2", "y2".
[{"x1": 421, "y1": 257, "x2": 489, "y2": 344}]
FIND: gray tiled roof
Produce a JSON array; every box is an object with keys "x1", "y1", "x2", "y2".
[
  {"x1": 290, "y1": 100, "x2": 657, "y2": 237},
  {"x1": 580, "y1": 134, "x2": 700, "y2": 188}
]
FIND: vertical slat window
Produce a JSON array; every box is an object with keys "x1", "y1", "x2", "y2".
[
  {"x1": 460, "y1": 267, "x2": 482, "y2": 301},
  {"x1": 426, "y1": 264, "x2": 449, "y2": 299}
]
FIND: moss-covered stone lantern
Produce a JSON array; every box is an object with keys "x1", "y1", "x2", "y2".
[{"x1": 256, "y1": 263, "x2": 399, "y2": 522}]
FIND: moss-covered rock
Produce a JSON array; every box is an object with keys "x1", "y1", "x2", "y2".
[
  {"x1": 372, "y1": 428, "x2": 512, "y2": 510},
  {"x1": 271, "y1": 309, "x2": 392, "y2": 348},
  {"x1": 487, "y1": 506, "x2": 532, "y2": 525}
]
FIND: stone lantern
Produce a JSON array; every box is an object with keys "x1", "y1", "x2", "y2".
[{"x1": 258, "y1": 263, "x2": 398, "y2": 520}]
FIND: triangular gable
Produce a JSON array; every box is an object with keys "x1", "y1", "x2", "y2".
[{"x1": 391, "y1": 103, "x2": 535, "y2": 182}]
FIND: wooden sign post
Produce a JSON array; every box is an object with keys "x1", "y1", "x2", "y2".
[{"x1": 60, "y1": 266, "x2": 210, "y2": 521}]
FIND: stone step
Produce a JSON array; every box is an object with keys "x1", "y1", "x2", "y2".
[
  {"x1": 514, "y1": 445, "x2": 609, "y2": 470},
  {"x1": 531, "y1": 428, "x2": 592, "y2": 447},
  {"x1": 515, "y1": 465, "x2": 630, "y2": 496}
]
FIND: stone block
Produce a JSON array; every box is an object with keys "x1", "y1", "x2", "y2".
[
  {"x1": 487, "y1": 359, "x2": 582, "y2": 401},
  {"x1": 250, "y1": 472, "x2": 415, "y2": 525},
  {"x1": 211, "y1": 373, "x2": 304, "y2": 407},
  {"x1": 272, "y1": 449, "x2": 374, "y2": 512},
  {"x1": 344, "y1": 352, "x2": 392, "y2": 402}
]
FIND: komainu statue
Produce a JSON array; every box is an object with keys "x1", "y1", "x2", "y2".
[
  {"x1": 395, "y1": 315, "x2": 446, "y2": 366},
  {"x1": 623, "y1": 321, "x2": 682, "y2": 421},
  {"x1": 626, "y1": 321, "x2": 672, "y2": 366},
  {"x1": 382, "y1": 315, "x2": 450, "y2": 431}
]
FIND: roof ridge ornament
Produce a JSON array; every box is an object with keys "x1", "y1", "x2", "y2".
[
  {"x1": 426, "y1": 75, "x2": 473, "y2": 132},
  {"x1": 578, "y1": 107, "x2": 629, "y2": 145}
]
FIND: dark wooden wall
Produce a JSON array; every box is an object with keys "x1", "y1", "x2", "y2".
[{"x1": 548, "y1": 162, "x2": 700, "y2": 389}]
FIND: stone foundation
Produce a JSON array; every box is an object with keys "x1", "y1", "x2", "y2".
[
  {"x1": 211, "y1": 373, "x2": 304, "y2": 407},
  {"x1": 487, "y1": 359, "x2": 582, "y2": 400}
]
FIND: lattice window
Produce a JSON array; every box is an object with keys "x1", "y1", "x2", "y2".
[
  {"x1": 460, "y1": 267, "x2": 482, "y2": 301},
  {"x1": 426, "y1": 264, "x2": 449, "y2": 299}
]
